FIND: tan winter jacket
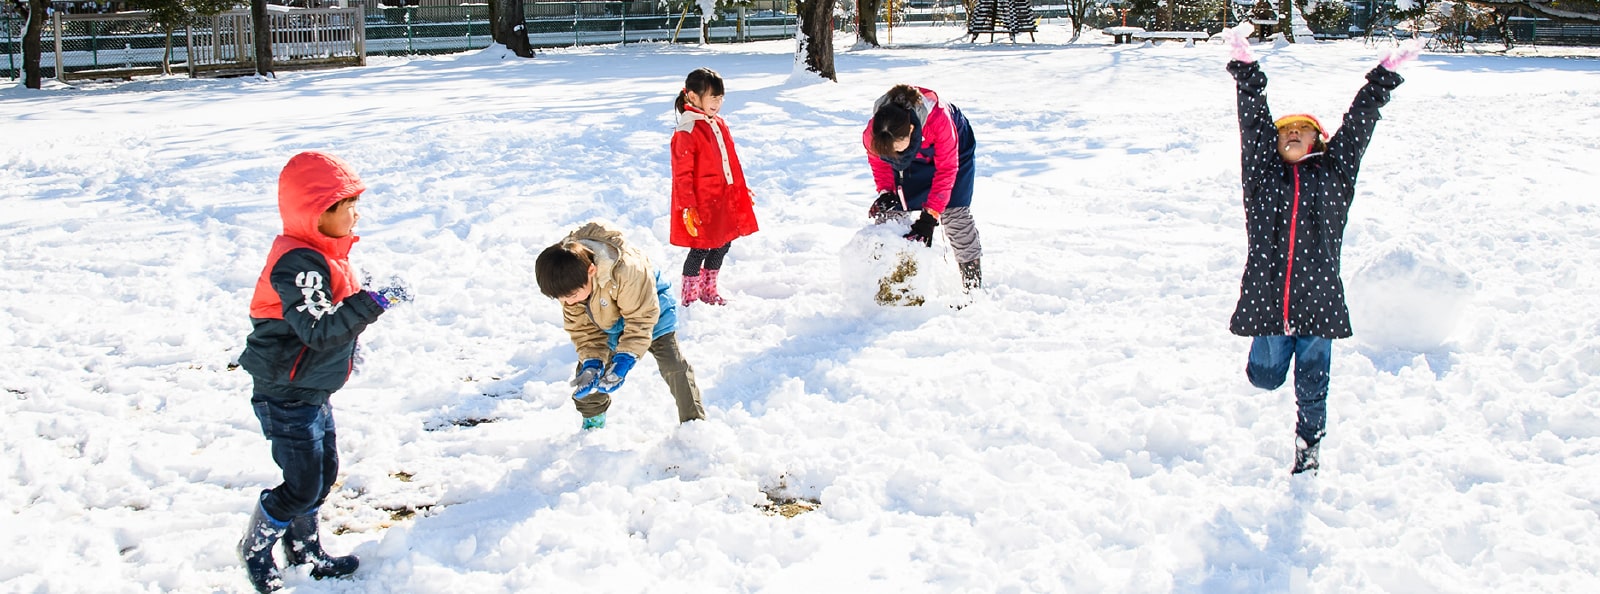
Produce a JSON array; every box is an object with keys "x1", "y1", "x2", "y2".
[{"x1": 562, "y1": 221, "x2": 661, "y2": 361}]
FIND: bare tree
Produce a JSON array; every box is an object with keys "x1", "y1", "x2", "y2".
[
  {"x1": 857, "y1": 0, "x2": 882, "y2": 46},
  {"x1": 129, "y1": 0, "x2": 235, "y2": 75},
  {"x1": 21, "y1": 0, "x2": 47, "y2": 88},
  {"x1": 250, "y1": 0, "x2": 272, "y2": 77},
  {"x1": 795, "y1": 0, "x2": 836, "y2": 80},
  {"x1": 1063, "y1": 0, "x2": 1100, "y2": 42},
  {"x1": 489, "y1": 0, "x2": 535, "y2": 57}
]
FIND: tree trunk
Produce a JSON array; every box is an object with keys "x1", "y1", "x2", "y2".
[
  {"x1": 1067, "y1": 0, "x2": 1091, "y2": 42},
  {"x1": 1158, "y1": 0, "x2": 1172, "y2": 30},
  {"x1": 857, "y1": 0, "x2": 881, "y2": 46},
  {"x1": 489, "y1": 0, "x2": 535, "y2": 57},
  {"x1": 1279, "y1": 0, "x2": 1294, "y2": 41},
  {"x1": 22, "y1": 0, "x2": 47, "y2": 89},
  {"x1": 162, "y1": 28, "x2": 173, "y2": 75},
  {"x1": 251, "y1": 0, "x2": 274, "y2": 76},
  {"x1": 795, "y1": 0, "x2": 836, "y2": 81}
]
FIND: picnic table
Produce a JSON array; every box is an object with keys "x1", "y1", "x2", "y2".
[
  {"x1": 1250, "y1": 18, "x2": 1279, "y2": 42},
  {"x1": 1103, "y1": 26, "x2": 1144, "y2": 44}
]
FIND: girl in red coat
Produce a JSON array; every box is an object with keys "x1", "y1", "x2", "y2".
[{"x1": 670, "y1": 67, "x2": 759, "y2": 306}]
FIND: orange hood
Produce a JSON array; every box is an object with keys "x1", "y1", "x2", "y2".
[{"x1": 248, "y1": 152, "x2": 366, "y2": 319}]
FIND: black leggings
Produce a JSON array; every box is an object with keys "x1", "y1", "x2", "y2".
[{"x1": 682, "y1": 242, "x2": 732, "y2": 276}]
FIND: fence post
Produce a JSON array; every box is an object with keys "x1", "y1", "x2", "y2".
[
  {"x1": 185, "y1": 24, "x2": 194, "y2": 77},
  {"x1": 52, "y1": 10, "x2": 62, "y2": 80}
]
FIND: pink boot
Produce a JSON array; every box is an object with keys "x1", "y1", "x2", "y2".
[
  {"x1": 699, "y1": 270, "x2": 727, "y2": 306},
  {"x1": 680, "y1": 274, "x2": 701, "y2": 306}
]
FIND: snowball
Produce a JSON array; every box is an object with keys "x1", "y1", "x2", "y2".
[
  {"x1": 1347, "y1": 242, "x2": 1475, "y2": 352},
  {"x1": 839, "y1": 220, "x2": 966, "y2": 311}
]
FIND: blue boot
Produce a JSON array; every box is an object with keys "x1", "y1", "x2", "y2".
[
  {"x1": 284, "y1": 510, "x2": 359, "y2": 579},
  {"x1": 237, "y1": 493, "x2": 289, "y2": 593},
  {"x1": 582, "y1": 412, "x2": 606, "y2": 430}
]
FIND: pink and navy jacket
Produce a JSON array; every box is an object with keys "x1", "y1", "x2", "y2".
[{"x1": 862, "y1": 86, "x2": 976, "y2": 215}]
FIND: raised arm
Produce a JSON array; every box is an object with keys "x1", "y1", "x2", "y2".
[
  {"x1": 1228, "y1": 59, "x2": 1280, "y2": 188},
  {"x1": 1324, "y1": 65, "x2": 1406, "y2": 183}
]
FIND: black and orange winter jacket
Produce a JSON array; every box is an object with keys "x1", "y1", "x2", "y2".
[
  {"x1": 239, "y1": 152, "x2": 386, "y2": 404},
  {"x1": 1227, "y1": 61, "x2": 1404, "y2": 339}
]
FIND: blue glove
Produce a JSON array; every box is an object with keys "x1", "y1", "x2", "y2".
[
  {"x1": 366, "y1": 275, "x2": 413, "y2": 309},
  {"x1": 571, "y1": 359, "x2": 604, "y2": 399},
  {"x1": 595, "y1": 353, "x2": 637, "y2": 394}
]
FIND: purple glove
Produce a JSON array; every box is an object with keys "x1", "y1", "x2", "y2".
[
  {"x1": 1380, "y1": 39, "x2": 1422, "y2": 71},
  {"x1": 1222, "y1": 23, "x2": 1255, "y2": 64}
]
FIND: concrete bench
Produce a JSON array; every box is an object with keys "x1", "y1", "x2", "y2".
[
  {"x1": 1103, "y1": 26, "x2": 1145, "y2": 44},
  {"x1": 1131, "y1": 30, "x2": 1211, "y2": 47}
]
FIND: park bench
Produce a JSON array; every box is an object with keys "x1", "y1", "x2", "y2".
[{"x1": 1130, "y1": 30, "x2": 1211, "y2": 47}]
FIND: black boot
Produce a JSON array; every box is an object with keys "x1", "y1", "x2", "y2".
[
  {"x1": 284, "y1": 509, "x2": 360, "y2": 579},
  {"x1": 958, "y1": 259, "x2": 982, "y2": 292},
  {"x1": 238, "y1": 493, "x2": 289, "y2": 593},
  {"x1": 1292, "y1": 436, "x2": 1321, "y2": 475}
]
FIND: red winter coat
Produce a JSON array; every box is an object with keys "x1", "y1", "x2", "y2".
[{"x1": 669, "y1": 106, "x2": 759, "y2": 249}]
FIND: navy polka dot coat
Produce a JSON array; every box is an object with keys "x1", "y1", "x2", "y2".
[{"x1": 1227, "y1": 61, "x2": 1404, "y2": 339}]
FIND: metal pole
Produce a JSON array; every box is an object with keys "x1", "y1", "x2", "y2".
[{"x1": 405, "y1": 5, "x2": 413, "y2": 54}]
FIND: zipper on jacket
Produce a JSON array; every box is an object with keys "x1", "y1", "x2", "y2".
[
  {"x1": 288, "y1": 346, "x2": 308, "y2": 382},
  {"x1": 895, "y1": 170, "x2": 907, "y2": 210},
  {"x1": 1282, "y1": 164, "x2": 1301, "y2": 334}
]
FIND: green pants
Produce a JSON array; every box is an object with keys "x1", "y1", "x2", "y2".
[{"x1": 574, "y1": 332, "x2": 705, "y2": 423}]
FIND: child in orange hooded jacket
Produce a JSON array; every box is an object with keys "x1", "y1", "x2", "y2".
[
  {"x1": 669, "y1": 67, "x2": 760, "y2": 306},
  {"x1": 235, "y1": 151, "x2": 410, "y2": 593}
]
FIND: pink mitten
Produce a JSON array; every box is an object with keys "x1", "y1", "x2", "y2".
[
  {"x1": 1380, "y1": 39, "x2": 1423, "y2": 71},
  {"x1": 1222, "y1": 23, "x2": 1256, "y2": 63}
]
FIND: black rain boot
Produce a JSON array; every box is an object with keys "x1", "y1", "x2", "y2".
[
  {"x1": 959, "y1": 259, "x2": 983, "y2": 292},
  {"x1": 284, "y1": 509, "x2": 360, "y2": 579},
  {"x1": 1292, "y1": 435, "x2": 1321, "y2": 475},
  {"x1": 238, "y1": 492, "x2": 289, "y2": 593}
]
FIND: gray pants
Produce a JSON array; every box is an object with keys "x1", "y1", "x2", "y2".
[
  {"x1": 887, "y1": 207, "x2": 983, "y2": 264},
  {"x1": 940, "y1": 206, "x2": 983, "y2": 264},
  {"x1": 573, "y1": 332, "x2": 705, "y2": 423}
]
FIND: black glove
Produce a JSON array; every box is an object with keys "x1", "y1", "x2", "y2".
[
  {"x1": 868, "y1": 191, "x2": 898, "y2": 219},
  {"x1": 905, "y1": 211, "x2": 937, "y2": 247}
]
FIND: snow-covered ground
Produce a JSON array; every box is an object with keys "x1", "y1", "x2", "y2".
[{"x1": 3, "y1": 23, "x2": 1599, "y2": 593}]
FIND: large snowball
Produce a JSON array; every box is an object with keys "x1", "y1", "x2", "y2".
[
  {"x1": 839, "y1": 220, "x2": 967, "y2": 310},
  {"x1": 1347, "y1": 242, "x2": 1474, "y2": 352}
]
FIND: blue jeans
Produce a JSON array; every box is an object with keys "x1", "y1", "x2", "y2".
[
  {"x1": 251, "y1": 395, "x2": 339, "y2": 522},
  {"x1": 1246, "y1": 335, "x2": 1332, "y2": 445}
]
